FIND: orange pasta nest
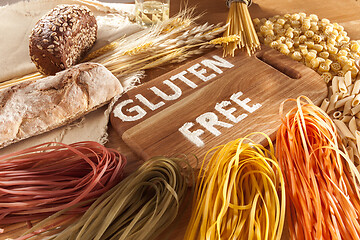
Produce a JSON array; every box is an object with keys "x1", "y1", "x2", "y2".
[{"x1": 276, "y1": 96, "x2": 360, "y2": 239}]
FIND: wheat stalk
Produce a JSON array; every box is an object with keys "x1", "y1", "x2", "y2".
[{"x1": 3, "y1": 8, "x2": 230, "y2": 89}]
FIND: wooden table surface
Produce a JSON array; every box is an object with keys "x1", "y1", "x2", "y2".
[
  {"x1": 3, "y1": 0, "x2": 360, "y2": 239},
  {"x1": 104, "y1": 0, "x2": 360, "y2": 239}
]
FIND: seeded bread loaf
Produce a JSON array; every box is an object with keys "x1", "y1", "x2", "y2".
[
  {"x1": 0, "y1": 62, "x2": 122, "y2": 149},
  {"x1": 29, "y1": 5, "x2": 97, "y2": 75}
]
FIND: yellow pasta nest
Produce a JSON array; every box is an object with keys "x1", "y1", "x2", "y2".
[{"x1": 254, "y1": 13, "x2": 360, "y2": 79}]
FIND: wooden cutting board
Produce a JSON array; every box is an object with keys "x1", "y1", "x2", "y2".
[{"x1": 110, "y1": 45, "x2": 328, "y2": 166}]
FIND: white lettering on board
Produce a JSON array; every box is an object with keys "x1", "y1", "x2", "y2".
[
  {"x1": 187, "y1": 63, "x2": 216, "y2": 82},
  {"x1": 230, "y1": 92, "x2": 262, "y2": 113},
  {"x1": 113, "y1": 54, "x2": 236, "y2": 123},
  {"x1": 215, "y1": 101, "x2": 247, "y2": 123},
  {"x1": 179, "y1": 91, "x2": 263, "y2": 146},
  {"x1": 170, "y1": 71, "x2": 198, "y2": 89},
  {"x1": 113, "y1": 99, "x2": 147, "y2": 122},
  {"x1": 179, "y1": 122, "x2": 205, "y2": 147},
  {"x1": 201, "y1": 55, "x2": 235, "y2": 74},
  {"x1": 150, "y1": 80, "x2": 182, "y2": 101},
  {"x1": 196, "y1": 112, "x2": 233, "y2": 136},
  {"x1": 135, "y1": 94, "x2": 165, "y2": 111}
]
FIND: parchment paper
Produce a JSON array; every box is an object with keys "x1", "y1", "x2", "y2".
[{"x1": 0, "y1": 0, "x2": 143, "y2": 155}]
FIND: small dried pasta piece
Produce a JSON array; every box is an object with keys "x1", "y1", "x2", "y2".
[
  {"x1": 269, "y1": 41, "x2": 279, "y2": 49},
  {"x1": 351, "y1": 67, "x2": 359, "y2": 78},
  {"x1": 260, "y1": 25, "x2": 268, "y2": 33},
  {"x1": 305, "y1": 30, "x2": 315, "y2": 38},
  {"x1": 328, "y1": 45, "x2": 338, "y2": 54},
  {"x1": 277, "y1": 28, "x2": 286, "y2": 36},
  {"x1": 312, "y1": 34, "x2": 322, "y2": 43},
  {"x1": 299, "y1": 12, "x2": 307, "y2": 18},
  {"x1": 327, "y1": 38, "x2": 336, "y2": 45},
  {"x1": 343, "y1": 64, "x2": 352, "y2": 73},
  {"x1": 286, "y1": 40, "x2": 294, "y2": 49},
  {"x1": 349, "y1": 117, "x2": 358, "y2": 136},
  {"x1": 285, "y1": 31, "x2": 294, "y2": 39},
  {"x1": 301, "y1": 23, "x2": 311, "y2": 31},
  {"x1": 351, "y1": 104, "x2": 360, "y2": 115},
  {"x1": 324, "y1": 25, "x2": 334, "y2": 35},
  {"x1": 338, "y1": 77, "x2": 348, "y2": 93},
  {"x1": 336, "y1": 35, "x2": 344, "y2": 43},
  {"x1": 291, "y1": 13, "x2": 300, "y2": 21},
  {"x1": 318, "y1": 51, "x2": 329, "y2": 59},
  {"x1": 278, "y1": 36, "x2": 286, "y2": 42},
  {"x1": 306, "y1": 51, "x2": 317, "y2": 61},
  {"x1": 341, "y1": 115, "x2": 352, "y2": 123},
  {"x1": 265, "y1": 20, "x2": 274, "y2": 28},
  {"x1": 340, "y1": 30, "x2": 348, "y2": 37},
  {"x1": 300, "y1": 48, "x2": 308, "y2": 56},
  {"x1": 333, "y1": 119, "x2": 355, "y2": 140},
  {"x1": 338, "y1": 70, "x2": 346, "y2": 77},
  {"x1": 344, "y1": 98, "x2": 353, "y2": 115},
  {"x1": 351, "y1": 42, "x2": 360, "y2": 53},
  {"x1": 319, "y1": 62, "x2": 330, "y2": 72},
  {"x1": 291, "y1": 51, "x2": 302, "y2": 61},
  {"x1": 332, "y1": 76, "x2": 340, "y2": 93},
  {"x1": 309, "y1": 14, "x2": 319, "y2": 21},
  {"x1": 324, "y1": 59, "x2": 333, "y2": 66},
  {"x1": 313, "y1": 44, "x2": 324, "y2": 52},
  {"x1": 338, "y1": 49, "x2": 348, "y2": 57},
  {"x1": 253, "y1": 18, "x2": 261, "y2": 25},
  {"x1": 338, "y1": 56, "x2": 349, "y2": 66},
  {"x1": 317, "y1": 57, "x2": 326, "y2": 63},
  {"x1": 334, "y1": 23, "x2": 344, "y2": 31},
  {"x1": 305, "y1": 41, "x2": 315, "y2": 49},
  {"x1": 331, "y1": 62, "x2": 342, "y2": 71},
  {"x1": 265, "y1": 29, "x2": 275, "y2": 36},
  {"x1": 345, "y1": 71, "x2": 352, "y2": 86},
  {"x1": 277, "y1": 18, "x2": 286, "y2": 25},
  {"x1": 333, "y1": 111, "x2": 342, "y2": 119},
  {"x1": 320, "y1": 98, "x2": 330, "y2": 111},
  {"x1": 352, "y1": 94, "x2": 360, "y2": 106},
  {"x1": 310, "y1": 58, "x2": 320, "y2": 68},
  {"x1": 293, "y1": 30, "x2": 300, "y2": 38},
  {"x1": 335, "y1": 95, "x2": 355, "y2": 108},
  {"x1": 328, "y1": 93, "x2": 339, "y2": 112},
  {"x1": 321, "y1": 72, "x2": 333, "y2": 83},
  {"x1": 299, "y1": 35, "x2": 307, "y2": 43},
  {"x1": 310, "y1": 25, "x2": 319, "y2": 32},
  {"x1": 321, "y1": 18, "x2": 331, "y2": 25},
  {"x1": 351, "y1": 80, "x2": 360, "y2": 95},
  {"x1": 291, "y1": 20, "x2": 301, "y2": 27},
  {"x1": 284, "y1": 23, "x2": 291, "y2": 29}
]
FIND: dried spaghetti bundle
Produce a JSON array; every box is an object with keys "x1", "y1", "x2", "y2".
[
  {"x1": 276, "y1": 96, "x2": 360, "y2": 239},
  {"x1": 185, "y1": 133, "x2": 285, "y2": 240},
  {"x1": 0, "y1": 141, "x2": 126, "y2": 225},
  {"x1": 23, "y1": 156, "x2": 191, "y2": 240},
  {"x1": 223, "y1": 0, "x2": 260, "y2": 56}
]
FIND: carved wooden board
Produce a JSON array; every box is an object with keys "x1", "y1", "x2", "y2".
[{"x1": 110, "y1": 46, "x2": 328, "y2": 166}]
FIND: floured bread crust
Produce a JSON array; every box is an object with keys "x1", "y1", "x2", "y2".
[{"x1": 0, "y1": 62, "x2": 123, "y2": 148}]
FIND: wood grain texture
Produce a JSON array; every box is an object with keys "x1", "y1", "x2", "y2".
[{"x1": 110, "y1": 46, "x2": 328, "y2": 166}]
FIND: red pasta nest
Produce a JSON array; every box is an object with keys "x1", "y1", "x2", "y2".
[{"x1": 0, "y1": 141, "x2": 126, "y2": 225}]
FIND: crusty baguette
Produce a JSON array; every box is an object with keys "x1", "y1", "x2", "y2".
[{"x1": 0, "y1": 62, "x2": 122, "y2": 148}]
